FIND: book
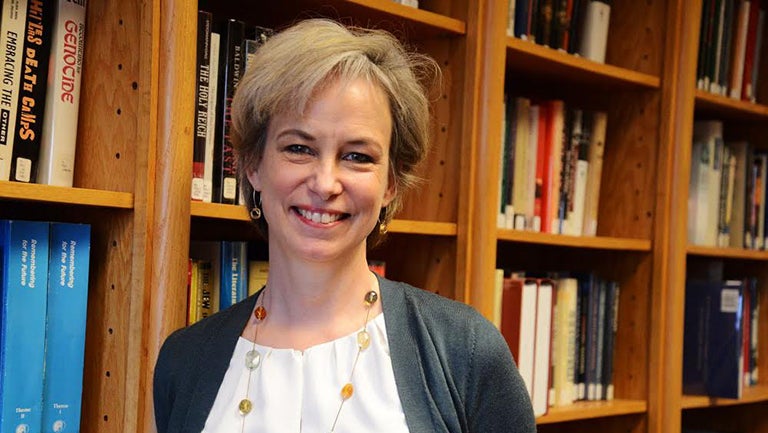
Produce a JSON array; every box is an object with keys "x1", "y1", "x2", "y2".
[
  {"x1": 531, "y1": 278, "x2": 555, "y2": 416},
  {"x1": 36, "y1": 0, "x2": 88, "y2": 186},
  {"x1": 728, "y1": 0, "x2": 751, "y2": 99},
  {"x1": 0, "y1": 0, "x2": 30, "y2": 181},
  {"x1": 248, "y1": 260, "x2": 269, "y2": 295},
  {"x1": 578, "y1": 0, "x2": 611, "y2": 63},
  {"x1": 683, "y1": 279, "x2": 745, "y2": 399},
  {"x1": 9, "y1": 0, "x2": 56, "y2": 183},
  {"x1": 213, "y1": 18, "x2": 245, "y2": 204},
  {"x1": 192, "y1": 11, "x2": 213, "y2": 201},
  {"x1": 500, "y1": 277, "x2": 538, "y2": 399},
  {"x1": 728, "y1": 141, "x2": 750, "y2": 248},
  {"x1": 42, "y1": 222, "x2": 91, "y2": 433},
  {"x1": 203, "y1": 31, "x2": 220, "y2": 203},
  {"x1": 0, "y1": 219, "x2": 51, "y2": 433},
  {"x1": 551, "y1": 277, "x2": 578, "y2": 406},
  {"x1": 220, "y1": 240, "x2": 248, "y2": 311}
]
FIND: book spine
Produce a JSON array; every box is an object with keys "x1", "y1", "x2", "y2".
[
  {"x1": 0, "y1": 0, "x2": 30, "y2": 180},
  {"x1": 578, "y1": 0, "x2": 611, "y2": 63},
  {"x1": 741, "y1": 0, "x2": 761, "y2": 100},
  {"x1": 203, "y1": 31, "x2": 220, "y2": 203},
  {"x1": 602, "y1": 281, "x2": 619, "y2": 400},
  {"x1": 220, "y1": 241, "x2": 248, "y2": 310},
  {"x1": 0, "y1": 219, "x2": 50, "y2": 433},
  {"x1": 729, "y1": 0, "x2": 751, "y2": 99},
  {"x1": 42, "y1": 222, "x2": 91, "y2": 433},
  {"x1": 9, "y1": 0, "x2": 55, "y2": 183},
  {"x1": 214, "y1": 19, "x2": 245, "y2": 204},
  {"x1": 37, "y1": 0, "x2": 87, "y2": 187},
  {"x1": 192, "y1": 11, "x2": 213, "y2": 201}
]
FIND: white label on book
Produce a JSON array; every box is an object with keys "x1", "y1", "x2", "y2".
[
  {"x1": 720, "y1": 288, "x2": 740, "y2": 313},
  {"x1": 14, "y1": 158, "x2": 31, "y2": 182},
  {"x1": 223, "y1": 177, "x2": 237, "y2": 200},
  {"x1": 191, "y1": 178, "x2": 204, "y2": 201}
]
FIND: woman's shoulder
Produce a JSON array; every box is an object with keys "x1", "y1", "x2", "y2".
[{"x1": 159, "y1": 294, "x2": 257, "y2": 360}]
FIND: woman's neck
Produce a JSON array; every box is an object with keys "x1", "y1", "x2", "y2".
[{"x1": 252, "y1": 247, "x2": 381, "y2": 350}]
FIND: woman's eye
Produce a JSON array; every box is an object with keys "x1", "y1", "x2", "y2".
[
  {"x1": 343, "y1": 152, "x2": 373, "y2": 163},
  {"x1": 285, "y1": 144, "x2": 312, "y2": 155}
]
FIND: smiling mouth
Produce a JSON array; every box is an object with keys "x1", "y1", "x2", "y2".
[{"x1": 294, "y1": 207, "x2": 349, "y2": 224}]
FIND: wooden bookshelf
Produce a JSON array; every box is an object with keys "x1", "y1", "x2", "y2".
[
  {"x1": 537, "y1": 399, "x2": 648, "y2": 424},
  {"x1": 0, "y1": 182, "x2": 133, "y2": 209},
  {"x1": 16, "y1": 0, "x2": 753, "y2": 432},
  {"x1": 695, "y1": 90, "x2": 768, "y2": 121},
  {"x1": 190, "y1": 202, "x2": 458, "y2": 235},
  {"x1": 505, "y1": 37, "x2": 661, "y2": 90},
  {"x1": 497, "y1": 230, "x2": 651, "y2": 251},
  {"x1": 687, "y1": 245, "x2": 768, "y2": 260},
  {"x1": 682, "y1": 385, "x2": 768, "y2": 409}
]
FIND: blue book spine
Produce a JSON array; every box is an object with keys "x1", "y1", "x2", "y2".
[
  {"x1": 0, "y1": 220, "x2": 50, "y2": 433},
  {"x1": 42, "y1": 223, "x2": 91, "y2": 433},
  {"x1": 220, "y1": 241, "x2": 248, "y2": 310}
]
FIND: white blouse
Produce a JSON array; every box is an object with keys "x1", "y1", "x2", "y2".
[{"x1": 201, "y1": 313, "x2": 410, "y2": 433}]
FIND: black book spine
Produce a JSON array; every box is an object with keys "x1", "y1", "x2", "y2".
[
  {"x1": 10, "y1": 0, "x2": 55, "y2": 183},
  {"x1": 214, "y1": 18, "x2": 245, "y2": 204}
]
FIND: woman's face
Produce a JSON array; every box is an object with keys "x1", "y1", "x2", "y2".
[{"x1": 247, "y1": 78, "x2": 395, "y2": 263}]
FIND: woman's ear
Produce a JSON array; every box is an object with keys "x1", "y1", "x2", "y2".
[{"x1": 247, "y1": 168, "x2": 262, "y2": 191}]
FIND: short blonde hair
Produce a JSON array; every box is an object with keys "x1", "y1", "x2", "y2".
[{"x1": 231, "y1": 18, "x2": 439, "y2": 245}]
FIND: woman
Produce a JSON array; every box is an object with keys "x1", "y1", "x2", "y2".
[{"x1": 154, "y1": 18, "x2": 535, "y2": 433}]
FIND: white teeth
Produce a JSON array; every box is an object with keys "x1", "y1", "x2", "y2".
[{"x1": 297, "y1": 208, "x2": 342, "y2": 224}]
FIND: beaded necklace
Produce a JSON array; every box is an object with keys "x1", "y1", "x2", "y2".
[{"x1": 238, "y1": 289, "x2": 380, "y2": 433}]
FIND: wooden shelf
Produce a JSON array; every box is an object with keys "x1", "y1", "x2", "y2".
[
  {"x1": 201, "y1": 0, "x2": 466, "y2": 39},
  {"x1": 505, "y1": 37, "x2": 661, "y2": 89},
  {"x1": 694, "y1": 90, "x2": 768, "y2": 121},
  {"x1": 537, "y1": 399, "x2": 648, "y2": 424},
  {"x1": 687, "y1": 244, "x2": 768, "y2": 260},
  {"x1": 497, "y1": 229, "x2": 652, "y2": 251},
  {"x1": 190, "y1": 202, "x2": 457, "y2": 236},
  {"x1": 682, "y1": 385, "x2": 768, "y2": 409},
  {"x1": 0, "y1": 181, "x2": 133, "y2": 209}
]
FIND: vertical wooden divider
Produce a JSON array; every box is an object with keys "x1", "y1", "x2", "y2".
[
  {"x1": 649, "y1": 0, "x2": 701, "y2": 432},
  {"x1": 140, "y1": 1, "x2": 196, "y2": 432}
]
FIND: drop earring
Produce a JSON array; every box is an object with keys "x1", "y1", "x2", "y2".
[
  {"x1": 378, "y1": 207, "x2": 387, "y2": 234},
  {"x1": 250, "y1": 191, "x2": 262, "y2": 220}
]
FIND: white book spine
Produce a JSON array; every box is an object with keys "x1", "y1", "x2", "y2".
[
  {"x1": 37, "y1": 0, "x2": 87, "y2": 186},
  {"x1": 0, "y1": 0, "x2": 30, "y2": 180},
  {"x1": 579, "y1": 1, "x2": 611, "y2": 64},
  {"x1": 203, "y1": 32, "x2": 220, "y2": 203}
]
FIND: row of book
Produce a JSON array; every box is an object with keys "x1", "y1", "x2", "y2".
[
  {"x1": 0, "y1": 0, "x2": 88, "y2": 186},
  {"x1": 506, "y1": 0, "x2": 612, "y2": 63},
  {"x1": 683, "y1": 277, "x2": 759, "y2": 399},
  {"x1": 494, "y1": 270, "x2": 619, "y2": 417},
  {"x1": 696, "y1": 0, "x2": 765, "y2": 102},
  {"x1": 186, "y1": 239, "x2": 388, "y2": 324},
  {"x1": 187, "y1": 241, "x2": 268, "y2": 324},
  {"x1": 498, "y1": 96, "x2": 607, "y2": 236},
  {"x1": 0, "y1": 220, "x2": 91, "y2": 433},
  {"x1": 192, "y1": 11, "x2": 274, "y2": 205},
  {"x1": 688, "y1": 120, "x2": 768, "y2": 249}
]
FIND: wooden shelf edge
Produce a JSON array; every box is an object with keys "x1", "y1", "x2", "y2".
[
  {"x1": 695, "y1": 90, "x2": 768, "y2": 119},
  {"x1": 190, "y1": 202, "x2": 458, "y2": 236},
  {"x1": 347, "y1": 0, "x2": 466, "y2": 34},
  {"x1": 682, "y1": 385, "x2": 768, "y2": 409},
  {"x1": 536, "y1": 399, "x2": 647, "y2": 424},
  {"x1": 687, "y1": 244, "x2": 768, "y2": 260},
  {"x1": 387, "y1": 219, "x2": 457, "y2": 236},
  {"x1": 0, "y1": 182, "x2": 134, "y2": 209},
  {"x1": 497, "y1": 229, "x2": 652, "y2": 251},
  {"x1": 506, "y1": 37, "x2": 660, "y2": 89}
]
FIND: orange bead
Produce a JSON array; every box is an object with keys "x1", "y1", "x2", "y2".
[
  {"x1": 340, "y1": 383, "x2": 354, "y2": 400},
  {"x1": 254, "y1": 305, "x2": 267, "y2": 321}
]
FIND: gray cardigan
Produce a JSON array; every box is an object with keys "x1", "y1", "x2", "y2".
[{"x1": 153, "y1": 277, "x2": 536, "y2": 433}]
